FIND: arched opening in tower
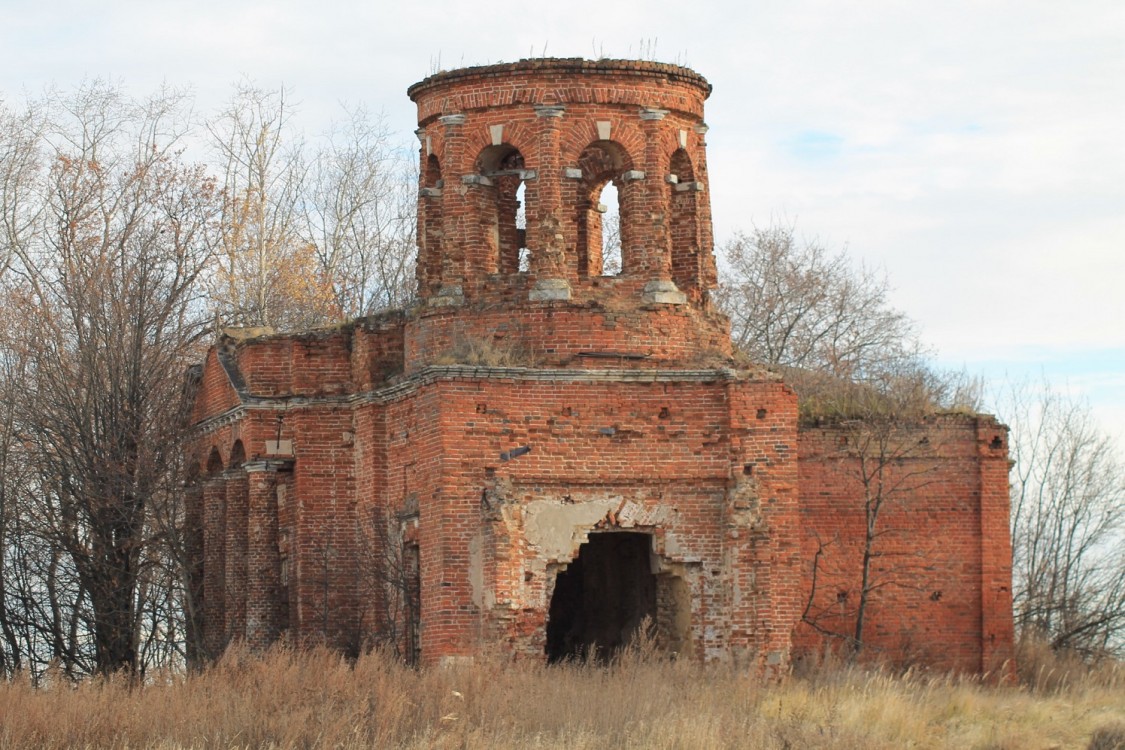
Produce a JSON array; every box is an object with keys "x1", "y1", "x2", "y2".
[
  {"x1": 598, "y1": 181, "x2": 622, "y2": 276},
  {"x1": 475, "y1": 145, "x2": 527, "y2": 275},
  {"x1": 545, "y1": 532, "x2": 657, "y2": 663},
  {"x1": 575, "y1": 140, "x2": 633, "y2": 278},
  {"x1": 669, "y1": 148, "x2": 699, "y2": 294},
  {"x1": 420, "y1": 154, "x2": 444, "y2": 294},
  {"x1": 516, "y1": 181, "x2": 530, "y2": 272}
]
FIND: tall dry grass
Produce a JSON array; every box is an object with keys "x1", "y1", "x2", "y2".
[{"x1": 0, "y1": 642, "x2": 1122, "y2": 750}]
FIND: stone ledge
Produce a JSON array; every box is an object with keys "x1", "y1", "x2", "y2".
[{"x1": 642, "y1": 279, "x2": 687, "y2": 305}]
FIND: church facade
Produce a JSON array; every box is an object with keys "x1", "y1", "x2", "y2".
[{"x1": 187, "y1": 59, "x2": 1014, "y2": 672}]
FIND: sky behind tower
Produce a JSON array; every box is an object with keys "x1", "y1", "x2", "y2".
[{"x1": 2, "y1": 0, "x2": 1122, "y2": 442}]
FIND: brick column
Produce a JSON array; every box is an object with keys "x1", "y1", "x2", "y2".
[
  {"x1": 977, "y1": 419, "x2": 1016, "y2": 676},
  {"x1": 723, "y1": 379, "x2": 801, "y2": 674},
  {"x1": 223, "y1": 469, "x2": 249, "y2": 643},
  {"x1": 245, "y1": 460, "x2": 288, "y2": 650},
  {"x1": 528, "y1": 104, "x2": 572, "y2": 301},
  {"x1": 201, "y1": 476, "x2": 226, "y2": 657},
  {"x1": 433, "y1": 114, "x2": 468, "y2": 305},
  {"x1": 693, "y1": 122, "x2": 718, "y2": 292},
  {"x1": 639, "y1": 109, "x2": 686, "y2": 304}
]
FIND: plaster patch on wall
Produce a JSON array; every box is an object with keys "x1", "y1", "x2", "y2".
[
  {"x1": 661, "y1": 529, "x2": 691, "y2": 560},
  {"x1": 469, "y1": 534, "x2": 490, "y2": 608},
  {"x1": 525, "y1": 498, "x2": 619, "y2": 560}
]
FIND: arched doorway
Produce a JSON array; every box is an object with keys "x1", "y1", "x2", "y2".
[{"x1": 545, "y1": 532, "x2": 657, "y2": 662}]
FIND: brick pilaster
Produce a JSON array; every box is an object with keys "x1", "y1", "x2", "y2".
[
  {"x1": 223, "y1": 469, "x2": 249, "y2": 642},
  {"x1": 201, "y1": 476, "x2": 226, "y2": 657},
  {"x1": 244, "y1": 460, "x2": 289, "y2": 650}
]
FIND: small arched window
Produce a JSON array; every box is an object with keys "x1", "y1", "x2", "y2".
[
  {"x1": 574, "y1": 141, "x2": 634, "y2": 278},
  {"x1": 516, "y1": 181, "x2": 530, "y2": 272},
  {"x1": 598, "y1": 182, "x2": 622, "y2": 276},
  {"x1": 206, "y1": 447, "x2": 224, "y2": 476},
  {"x1": 420, "y1": 154, "x2": 444, "y2": 293},
  {"x1": 668, "y1": 149, "x2": 700, "y2": 292},
  {"x1": 476, "y1": 145, "x2": 528, "y2": 274}
]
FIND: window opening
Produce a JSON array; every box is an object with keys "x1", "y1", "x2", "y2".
[
  {"x1": 516, "y1": 181, "x2": 530, "y2": 272},
  {"x1": 575, "y1": 141, "x2": 631, "y2": 278},
  {"x1": 669, "y1": 149, "x2": 698, "y2": 292},
  {"x1": 599, "y1": 182, "x2": 622, "y2": 276},
  {"x1": 476, "y1": 146, "x2": 526, "y2": 274}
]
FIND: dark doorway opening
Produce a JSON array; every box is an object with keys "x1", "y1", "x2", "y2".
[{"x1": 545, "y1": 532, "x2": 656, "y2": 663}]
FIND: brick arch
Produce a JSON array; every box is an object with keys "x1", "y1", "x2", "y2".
[
  {"x1": 472, "y1": 143, "x2": 528, "y2": 274},
  {"x1": 651, "y1": 128, "x2": 692, "y2": 165},
  {"x1": 422, "y1": 128, "x2": 447, "y2": 168},
  {"x1": 560, "y1": 118, "x2": 645, "y2": 167},
  {"x1": 464, "y1": 120, "x2": 536, "y2": 166},
  {"x1": 572, "y1": 139, "x2": 640, "y2": 277},
  {"x1": 229, "y1": 439, "x2": 246, "y2": 469},
  {"x1": 205, "y1": 446, "x2": 224, "y2": 476},
  {"x1": 475, "y1": 143, "x2": 524, "y2": 174},
  {"x1": 668, "y1": 147, "x2": 696, "y2": 182},
  {"x1": 576, "y1": 139, "x2": 633, "y2": 180}
]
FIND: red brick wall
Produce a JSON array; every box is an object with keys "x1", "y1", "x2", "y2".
[
  {"x1": 190, "y1": 349, "x2": 240, "y2": 426},
  {"x1": 187, "y1": 328, "x2": 1015, "y2": 672},
  {"x1": 403, "y1": 302, "x2": 732, "y2": 372},
  {"x1": 359, "y1": 370, "x2": 801, "y2": 666},
  {"x1": 794, "y1": 416, "x2": 1014, "y2": 672},
  {"x1": 408, "y1": 59, "x2": 715, "y2": 303}
]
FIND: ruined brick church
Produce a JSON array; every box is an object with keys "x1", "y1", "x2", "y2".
[{"x1": 187, "y1": 59, "x2": 1015, "y2": 672}]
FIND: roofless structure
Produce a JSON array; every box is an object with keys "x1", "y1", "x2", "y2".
[{"x1": 187, "y1": 59, "x2": 1015, "y2": 673}]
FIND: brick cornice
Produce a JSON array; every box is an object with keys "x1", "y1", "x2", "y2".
[{"x1": 190, "y1": 365, "x2": 777, "y2": 435}]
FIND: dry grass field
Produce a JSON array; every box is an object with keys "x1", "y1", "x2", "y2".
[{"x1": 0, "y1": 641, "x2": 1121, "y2": 750}]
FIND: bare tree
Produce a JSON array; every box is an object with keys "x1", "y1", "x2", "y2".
[
  {"x1": 208, "y1": 84, "x2": 417, "y2": 330},
  {"x1": 0, "y1": 294, "x2": 33, "y2": 675},
  {"x1": 305, "y1": 106, "x2": 417, "y2": 316},
  {"x1": 716, "y1": 224, "x2": 919, "y2": 381},
  {"x1": 716, "y1": 223, "x2": 982, "y2": 417},
  {"x1": 1, "y1": 78, "x2": 422, "y2": 677},
  {"x1": 207, "y1": 83, "x2": 336, "y2": 331},
  {"x1": 1002, "y1": 382, "x2": 1125, "y2": 658},
  {"x1": 0, "y1": 97, "x2": 46, "y2": 279},
  {"x1": 0, "y1": 81, "x2": 218, "y2": 674}
]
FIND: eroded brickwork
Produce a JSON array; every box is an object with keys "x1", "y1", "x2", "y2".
[{"x1": 186, "y1": 59, "x2": 1014, "y2": 673}]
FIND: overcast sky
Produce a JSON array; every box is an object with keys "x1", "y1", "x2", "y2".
[{"x1": 2, "y1": 0, "x2": 1122, "y2": 442}]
